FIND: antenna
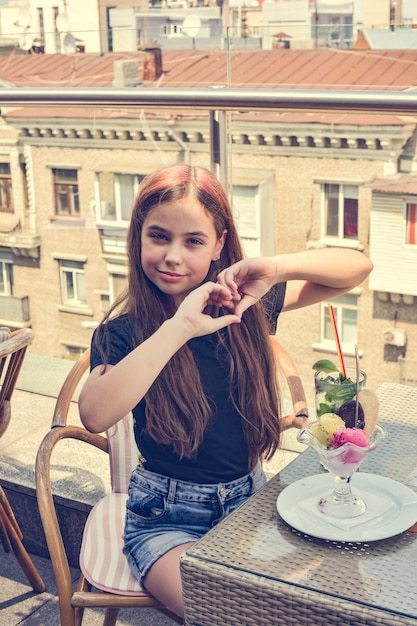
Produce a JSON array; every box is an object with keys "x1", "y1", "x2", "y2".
[
  {"x1": 63, "y1": 32, "x2": 77, "y2": 54},
  {"x1": 56, "y1": 12, "x2": 71, "y2": 34},
  {"x1": 18, "y1": 32, "x2": 34, "y2": 51},
  {"x1": 181, "y1": 15, "x2": 201, "y2": 49},
  {"x1": 16, "y1": 7, "x2": 31, "y2": 29},
  {"x1": 14, "y1": 6, "x2": 33, "y2": 52}
]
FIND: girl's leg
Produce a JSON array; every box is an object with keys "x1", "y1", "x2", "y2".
[{"x1": 143, "y1": 542, "x2": 195, "y2": 619}]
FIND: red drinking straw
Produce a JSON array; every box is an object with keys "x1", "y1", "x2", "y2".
[{"x1": 328, "y1": 304, "x2": 347, "y2": 378}]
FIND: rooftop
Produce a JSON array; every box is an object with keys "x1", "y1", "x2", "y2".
[
  {"x1": 1, "y1": 48, "x2": 417, "y2": 91},
  {"x1": 2, "y1": 48, "x2": 417, "y2": 129}
]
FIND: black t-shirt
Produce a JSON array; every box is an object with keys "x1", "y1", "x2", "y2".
[{"x1": 90, "y1": 282, "x2": 286, "y2": 483}]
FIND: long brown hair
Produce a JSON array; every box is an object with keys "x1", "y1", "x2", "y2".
[{"x1": 94, "y1": 165, "x2": 281, "y2": 468}]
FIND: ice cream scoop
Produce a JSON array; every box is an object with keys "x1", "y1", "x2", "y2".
[
  {"x1": 332, "y1": 427, "x2": 368, "y2": 449},
  {"x1": 331, "y1": 427, "x2": 368, "y2": 465},
  {"x1": 336, "y1": 400, "x2": 365, "y2": 429},
  {"x1": 336, "y1": 389, "x2": 379, "y2": 436},
  {"x1": 311, "y1": 412, "x2": 346, "y2": 447}
]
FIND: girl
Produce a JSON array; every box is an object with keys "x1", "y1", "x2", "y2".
[{"x1": 79, "y1": 164, "x2": 373, "y2": 619}]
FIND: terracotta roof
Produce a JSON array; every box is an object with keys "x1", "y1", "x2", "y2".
[
  {"x1": 1, "y1": 48, "x2": 417, "y2": 91},
  {"x1": 1, "y1": 49, "x2": 417, "y2": 126}
]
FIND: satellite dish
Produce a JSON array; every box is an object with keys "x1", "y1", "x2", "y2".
[
  {"x1": 56, "y1": 12, "x2": 71, "y2": 33},
  {"x1": 181, "y1": 15, "x2": 201, "y2": 39},
  {"x1": 18, "y1": 32, "x2": 33, "y2": 51},
  {"x1": 17, "y1": 7, "x2": 32, "y2": 28},
  {"x1": 63, "y1": 32, "x2": 77, "y2": 54}
]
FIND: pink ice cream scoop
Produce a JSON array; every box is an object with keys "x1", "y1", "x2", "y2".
[
  {"x1": 329, "y1": 427, "x2": 368, "y2": 468},
  {"x1": 332, "y1": 428, "x2": 368, "y2": 449}
]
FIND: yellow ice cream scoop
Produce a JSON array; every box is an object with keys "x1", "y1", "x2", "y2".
[{"x1": 312, "y1": 412, "x2": 345, "y2": 447}]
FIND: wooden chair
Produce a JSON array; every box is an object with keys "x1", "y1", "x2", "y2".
[
  {"x1": 35, "y1": 336, "x2": 307, "y2": 626},
  {"x1": 269, "y1": 335, "x2": 309, "y2": 429},
  {"x1": 0, "y1": 327, "x2": 46, "y2": 593}
]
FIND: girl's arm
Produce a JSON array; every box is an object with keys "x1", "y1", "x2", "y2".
[
  {"x1": 217, "y1": 248, "x2": 373, "y2": 317},
  {"x1": 79, "y1": 282, "x2": 240, "y2": 433}
]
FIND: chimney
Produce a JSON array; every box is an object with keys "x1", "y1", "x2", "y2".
[
  {"x1": 143, "y1": 48, "x2": 163, "y2": 81},
  {"x1": 113, "y1": 60, "x2": 141, "y2": 88}
]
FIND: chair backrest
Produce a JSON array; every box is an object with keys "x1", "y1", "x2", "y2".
[
  {"x1": 0, "y1": 328, "x2": 34, "y2": 439},
  {"x1": 106, "y1": 412, "x2": 138, "y2": 493}
]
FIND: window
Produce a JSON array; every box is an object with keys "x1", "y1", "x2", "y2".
[
  {"x1": 233, "y1": 185, "x2": 258, "y2": 239},
  {"x1": 53, "y1": 6, "x2": 61, "y2": 52},
  {"x1": 230, "y1": 176, "x2": 275, "y2": 258},
  {"x1": 0, "y1": 259, "x2": 13, "y2": 295},
  {"x1": 405, "y1": 202, "x2": 416, "y2": 245},
  {"x1": 37, "y1": 7, "x2": 45, "y2": 42},
  {"x1": 59, "y1": 260, "x2": 86, "y2": 306},
  {"x1": 98, "y1": 265, "x2": 128, "y2": 312},
  {"x1": 322, "y1": 184, "x2": 358, "y2": 240},
  {"x1": 106, "y1": 6, "x2": 113, "y2": 51},
  {"x1": 321, "y1": 293, "x2": 358, "y2": 352},
  {"x1": 0, "y1": 163, "x2": 14, "y2": 213},
  {"x1": 109, "y1": 272, "x2": 127, "y2": 302},
  {"x1": 96, "y1": 173, "x2": 142, "y2": 224},
  {"x1": 53, "y1": 169, "x2": 79, "y2": 216},
  {"x1": 162, "y1": 24, "x2": 181, "y2": 37}
]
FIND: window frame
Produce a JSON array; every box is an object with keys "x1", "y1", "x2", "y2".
[
  {"x1": 59, "y1": 259, "x2": 87, "y2": 307},
  {"x1": 95, "y1": 172, "x2": 142, "y2": 225},
  {"x1": 321, "y1": 182, "x2": 359, "y2": 242},
  {"x1": 53, "y1": 6, "x2": 61, "y2": 52},
  {"x1": 404, "y1": 201, "x2": 417, "y2": 246},
  {"x1": 314, "y1": 292, "x2": 361, "y2": 357},
  {"x1": 0, "y1": 163, "x2": 14, "y2": 213},
  {"x1": 53, "y1": 168, "x2": 80, "y2": 217},
  {"x1": 0, "y1": 259, "x2": 13, "y2": 296}
]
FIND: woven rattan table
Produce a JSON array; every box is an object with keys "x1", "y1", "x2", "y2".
[{"x1": 180, "y1": 383, "x2": 417, "y2": 626}]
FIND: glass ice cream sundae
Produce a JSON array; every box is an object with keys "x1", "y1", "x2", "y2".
[{"x1": 298, "y1": 388, "x2": 386, "y2": 518}]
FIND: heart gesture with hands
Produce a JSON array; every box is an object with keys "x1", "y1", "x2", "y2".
[
  {"x1": 217, "y1": 257, "x2": 278, "y2": 317},
  {"x1": 175, "y1": 281, "x2": 241, "y2": 339}
]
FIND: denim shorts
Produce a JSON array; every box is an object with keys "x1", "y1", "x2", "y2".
[{"x1": 122, "y1": 462, "x2": 267, "y2": 585}]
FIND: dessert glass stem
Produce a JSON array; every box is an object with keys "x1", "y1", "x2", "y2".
[{"x1": 318, "y1": 475, "x2": 367, "y2": 518}]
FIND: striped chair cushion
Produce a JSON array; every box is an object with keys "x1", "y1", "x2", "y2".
[
  {"x1": 106, "y1": 412, "x2": 138, "y2": 494},
  {"x1": 79, "y1": 412, "x2": 147, "y2": 595},
  {"x1": 79, "y1": 492, "x2": 148, "y2": 595}
]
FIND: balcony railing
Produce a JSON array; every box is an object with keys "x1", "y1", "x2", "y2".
[{"x1": 1, "y1": 87, "x2": 417, "y2": 191}]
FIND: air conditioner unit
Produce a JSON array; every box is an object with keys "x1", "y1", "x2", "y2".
[
  {"x1": 101, "y1": 201, "x2": 115, "y2": 218},
  {"x1": 383, "y1": 329, "x2": 407, "y2": 347}
]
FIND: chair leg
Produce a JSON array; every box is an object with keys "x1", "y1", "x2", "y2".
[
  {"x1": 103, "y1": 607, "x2": 119, "y2": 626},
  {"x1": 0, "y1": 507, "x2": 13, "y2": 551},
  {"x1": 0, "y1": 490, "x2": 46, "y2": 593},
  {"x1": 74, "y1": 606, "x2": 85, "y2": 626},
  {"x1": 0, "y1": 487, "x2": 23, "y2": 542}
]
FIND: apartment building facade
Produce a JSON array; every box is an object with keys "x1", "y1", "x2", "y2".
[{"x1": 1, "y1": 49, "x2": 417, "y2": 402}]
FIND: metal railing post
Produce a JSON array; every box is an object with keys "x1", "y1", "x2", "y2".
[{"x1": 209, "y1": 109, "x2": 228, "y2": 193}]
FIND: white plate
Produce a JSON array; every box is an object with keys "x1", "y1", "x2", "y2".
[{"x1": 277, "y1": 472, "x2": 417, "y2": 542}]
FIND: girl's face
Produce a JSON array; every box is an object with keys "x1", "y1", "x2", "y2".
[{"x1": 141, "y1": 193, "x2": 226, "y2": 306}]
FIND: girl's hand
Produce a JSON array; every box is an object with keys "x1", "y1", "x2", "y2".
[
  {"x1": 217, "y1": 258, "x2": 277, "y2": 317},
  {"x1": 280, "y1": 414, "x2": 309, "y2": 431},
  {"x1": 175, "y1": 282, "x2": 241, "y2": 338}
]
